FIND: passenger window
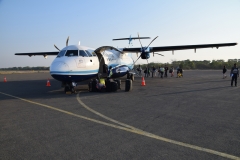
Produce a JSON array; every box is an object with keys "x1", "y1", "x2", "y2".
[
  {"x1": 79, "y1": 50, "x2": 88, "y2": 57},
  {"x1": 57, "y1": 50, "x2": 66, "y2": 57},
  {"x1": 65, "y1": 50, "x2": 78, "y2": 57}
]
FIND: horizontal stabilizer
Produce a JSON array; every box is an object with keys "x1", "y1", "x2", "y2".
[{"x1": 113, "y1": 37, "x2": 150, "y2": 41}]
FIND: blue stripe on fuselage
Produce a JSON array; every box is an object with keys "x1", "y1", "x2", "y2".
[{"x1": 51, "y1": 74, "x2": 97, "y2": 82}]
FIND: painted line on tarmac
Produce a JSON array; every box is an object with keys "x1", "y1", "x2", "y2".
[
  {"x1": 76, "y1": 92, "x2": 142, "y2": 131},
  {"x1": 0, "y1": 91, "x2": 239, "y2": 160}
]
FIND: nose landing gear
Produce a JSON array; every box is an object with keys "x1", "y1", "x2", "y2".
[{"x1": 63, "y1": 82, "x2": 77, "y2": 94}]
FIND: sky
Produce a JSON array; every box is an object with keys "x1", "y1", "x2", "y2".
[{"x1": 0, "y1": 0, "x2": 240, "y2": 68}]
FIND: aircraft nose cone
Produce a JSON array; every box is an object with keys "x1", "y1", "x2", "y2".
[{"x1": 50, "y1": 61, "x2": 69, "y2": 72}]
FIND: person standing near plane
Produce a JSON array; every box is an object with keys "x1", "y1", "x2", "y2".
[
  {"x1": 169, "y1": 66, "x2": 174, "y2": 77},
  {"x1": 164, "y1": 65, "x2": 168, "y2": 77},
  {"x1": 138, "y1": 65, "x2": 142, "y2": 77},
  {"x1": 230, "y1": 63, "x2": 239, "y2": 87},
  {"x1": 160, "y1": 66, "x2": 165, "y2": 78},
  {"x1": 152, "y1": 66, "x2": 156, "y2": 78},
  {"x1": 108, "y1": 66, "x2": 112, "y2": 77},
  {"x1": 222, "y1": 65, "x2": 227, "y2": 79},
  {"x1": 144, "y1": 67, "x2": 148, "y2": 77}
]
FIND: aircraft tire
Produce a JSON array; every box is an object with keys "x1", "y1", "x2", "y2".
[
  {"x1": 64, "y1": 86, "x2": 70, "y2": 94},
  {"x1": 114, "y1": 79, "x2": 121, "y2": 89},
  {"x1": 130, "y1": 74, "x2": 134, "y2": 81},
  {"x1": 92, "y1": 79, "x2": 97, "y2": 92},
  {"x1": 88, "y1": 81, "x2": 92, "y2": 92},
  {"x1": 125, "y1": 79, "x2": 132, "y2": 92}
]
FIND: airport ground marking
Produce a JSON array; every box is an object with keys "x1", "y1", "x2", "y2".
[
  {"x1": 0, "y1": 91, "x2": 239, "y2": 160},
  {"x1": 76, "y1": 92, "x2": 142, "y2": 131}
]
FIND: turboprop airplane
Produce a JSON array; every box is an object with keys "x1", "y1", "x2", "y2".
[{"x1": 15, "y1": 35, "x2": 237, "y2": 93}]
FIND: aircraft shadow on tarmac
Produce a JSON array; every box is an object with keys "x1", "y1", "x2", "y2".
[{"x1": 0, "y1": 79, "x2": 128, "y2": 100}]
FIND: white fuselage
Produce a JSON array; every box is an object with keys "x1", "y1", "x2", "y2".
[{"x1": 50, "y1": 45, "x2": 134, "y2": 82}]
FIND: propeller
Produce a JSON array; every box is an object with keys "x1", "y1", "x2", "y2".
[
  {"x1": 66, "y1": 36, "x2": 69, "y2": 46},
  {"x1": 53, "y1": 36, "x2": 70, "y2": 51},
  {"x1": 132, "y1": 33, "x2": 159, "y2": 66},
  {"x1": 54, "y1": 44, "x2": 60, "y2": 51}
]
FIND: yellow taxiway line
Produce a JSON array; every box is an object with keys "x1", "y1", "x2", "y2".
[{"x1": 0, "y1": 91, "x2": 239, "y2": 160}]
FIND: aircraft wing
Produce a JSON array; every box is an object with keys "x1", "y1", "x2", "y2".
[
  {"x1": 15, "y1": 52, "x2": 59, "y2": 56},
  {"x1": 122, "y1": 43, "x2": 237, "y2": 53}
]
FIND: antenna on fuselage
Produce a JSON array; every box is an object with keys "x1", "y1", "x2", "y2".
[{"x1": 78, "y1": 41, "x2": 81, "y2": 46}]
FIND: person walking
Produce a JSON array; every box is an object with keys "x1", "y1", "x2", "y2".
[
  {"x1": 230, "y1": 63, "x2": 239, "y2": 87},
  {"x1": 222, "y1": 65, "x2": 227, "y2": 79}
]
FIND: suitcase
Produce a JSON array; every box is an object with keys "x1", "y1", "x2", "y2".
[
  {"x1": 110, "y1": 81, "x2": 118, "y2": 92},
  {"x1": 105, "y1": 79, "x2": 112, "y2": 92},
  {"x1": 125, "y1": 79, "x2": 132, "y2": 92},
  {"x1": 92, "y1": 79, "x2": 98, "y2": 92}
]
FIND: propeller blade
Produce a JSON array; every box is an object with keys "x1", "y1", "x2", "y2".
[
  {"x1": 137, "y1": 33, "x2": 143, "y2": 49},
  {"x1": 66, "y1": 36, "x2": 69, "y2": 46},
  {"x1": 54, "y1": 44, "x2": 60, "y2": 51},
  {"x1": 145, "y1": 36, "x2": 158, "y2": 50},
  {"x1": 133, "y1": 54, "x2": 142, "y2": 66}
]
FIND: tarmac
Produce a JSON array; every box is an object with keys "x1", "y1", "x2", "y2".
[{"x1": 0, "y1": 70, "x2": 240, "y2": 160}]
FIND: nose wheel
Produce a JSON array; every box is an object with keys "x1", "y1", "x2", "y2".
[{"x1": 64, "y1": 82, "x2": 77, "y2": 94}]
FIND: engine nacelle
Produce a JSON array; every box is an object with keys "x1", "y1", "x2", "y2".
[
  {"x1": 110, "y1": 65, "x2": 129, "y2": 78},
  {"x1": 140, "y1": 52, "x2": 150, "y2": 59}
]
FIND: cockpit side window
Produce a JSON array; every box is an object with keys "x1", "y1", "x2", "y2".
[
  {"x1": 88, "y1": 49, "x2": 97, "y2": 56},
  {"x1": 57, "y1": 50, "x2": 66, "y2": 57},
  {"x1": 65, "y1": 50, "x2": 78, "y2": 57},
  {"x1": 85, "y1": 50, "x2": 93, "y2": 57},
  {"x1": 79, "y1": 50, "x2": 88, "y2": 57}
]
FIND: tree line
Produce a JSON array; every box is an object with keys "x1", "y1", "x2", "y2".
[
  {"x1": 135, "y1": 59, "x2": 240, "y2": 70},
  {"x1": 0, "y1": 66, "x2": 49, "y2": 70},
  {"x1": 0, "y1": 59, "x2": 239, "y2": 70}
]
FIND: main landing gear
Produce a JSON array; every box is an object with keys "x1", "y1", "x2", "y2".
[{"x1": 127, "y1": 72, "x2": 134, "y2": 81}]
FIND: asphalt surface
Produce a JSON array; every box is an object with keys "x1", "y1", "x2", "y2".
[{"x1": 0, "y1": 71, "x2": 240, "y2": 160}]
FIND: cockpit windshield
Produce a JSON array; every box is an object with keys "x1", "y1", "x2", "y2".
[
  {"x1": 79, "y1": 50, "x2": 88, "y2": 57},
  {"x1": 85, "y1": 50, "x2": 92, "y2": 57},
  {"x1": 65, "y1": 50, "x2": 78, "y2": 56},
  {"x1": 57, "y1": 50, "x2": 66, "y2": 57}
]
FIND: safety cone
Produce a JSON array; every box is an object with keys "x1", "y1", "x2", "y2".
[
  {"x1": 3, "y1": 77, "x2": 7, "y2": 82},
  {"x1": 46, "y1": 79, "x2": 51, "y2": 86},
  {"x1": 141, "y1": 76, "x2": 146, "y2": 86}
]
